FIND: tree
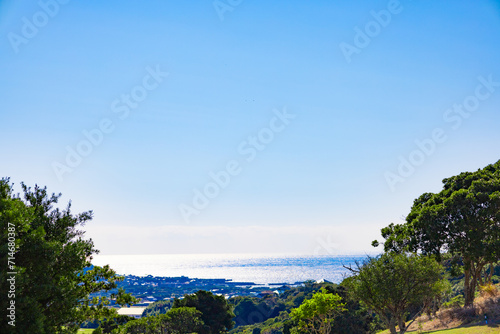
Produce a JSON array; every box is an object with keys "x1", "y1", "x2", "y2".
[
  {"x1": 344, "y1": 253, "x2": 449, "y2": 334},
  {"x1": 231, "y1": 296, "x2": 284, "y2": 326},
  {"x1": 290, "y1": 287, "x2": 346, "y2": 334},
  {"x1": 173, "y1": 290, "x2": 235, "y2": 334},
  {"x1": 326, "y1": 285, "x2": 384, "y2": 334},
  {"x1": 98, "y1": 315, "x2": 135, "y2": 333},
  {"x1": 0, "y1": 178, "x2": 136, "y2": 334},
  {"x1": 119, "y1": 307, "x2": 204, "y2": 334},
  {"x1": 117, "y1": 316, "x2": 155, "y2": 334},
  {"x1": 161, "y1": 307, "x2": 204, "y2": 333},
  {"x1": 374, "y1": 160, "x2": 500, "y2": 306},
  {"x1": 142, "y1": 299, "x2": 174, "y2": 317}
]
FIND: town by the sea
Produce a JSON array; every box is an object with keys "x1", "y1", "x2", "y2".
[
  {"x1": 91, "y1": 253, "x2": 371, "y2": 301},
  {"x1": 93, "y1": 253, "x2": 367, "y2": 285}
]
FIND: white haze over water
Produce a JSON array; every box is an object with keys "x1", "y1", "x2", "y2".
[{"x1": 92, "y1": 253, "x2": 367, "y2": 284}]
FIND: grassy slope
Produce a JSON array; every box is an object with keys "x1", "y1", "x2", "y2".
[
  {"x1": 428, "y1": 325, "x2": 500, "y2": 333},
  {"x1": 378, "y1": 324, "x2": 500, "y2": 333},
  {"x1": 77, "y1": 325, "x2": 500, "y2": 334}
]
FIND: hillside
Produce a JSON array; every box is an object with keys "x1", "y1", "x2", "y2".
[
  {"x1": 379, "y1": 325, "x2": 499, "y2": 333},
  {"x1": 377, "y1": 293, "x2": 500, "y2": 334}
]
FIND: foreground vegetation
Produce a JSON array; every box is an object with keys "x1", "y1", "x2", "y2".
[
  {"x1": 2, "y1": 159, "x2": 500, "y2": 333},
  {"x1": 376, "y1": 290, "x2": 500, "y2": 333},
  {"x1": 0, "y1": 179, "x2": 136, "y2": 334}
]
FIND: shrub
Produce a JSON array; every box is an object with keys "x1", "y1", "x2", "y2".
[
  {"x1": 480, "y1": 283, "x2": 499, "y2": 298},
  {"x1": 441, "y1": 295, "x2": 465, "y2": 309}
]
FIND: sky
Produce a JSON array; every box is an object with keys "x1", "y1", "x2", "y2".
[{"x1": 1, "y1": 0, "x2": 500, "y2": 255}]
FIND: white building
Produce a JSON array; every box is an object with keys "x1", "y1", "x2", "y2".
[{"x1": 117, "y1": 306, "x2": 146, "y2": 319}]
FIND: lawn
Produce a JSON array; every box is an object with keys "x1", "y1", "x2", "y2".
[{"x1": 77, "y1": 329, "x2": 95, "y2": 334}]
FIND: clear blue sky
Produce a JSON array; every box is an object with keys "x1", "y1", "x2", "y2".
[{"x1": 1, "y1": 0, "x2": 499, "y2": 255}]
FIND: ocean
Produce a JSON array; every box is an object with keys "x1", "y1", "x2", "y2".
[{"x1": 92, "y1": 253, "x2": 368, "y2": 285}]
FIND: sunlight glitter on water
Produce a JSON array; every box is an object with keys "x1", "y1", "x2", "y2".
[{"x1": 92, "y1": 253, "x2": 365, "y2": 284}]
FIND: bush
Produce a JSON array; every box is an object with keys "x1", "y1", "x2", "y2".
[
  {"x1": 92, "y1": 327, "x2": 103, "y2": 334},
  {"x1": 441, "y1": 295, "x2": 465, "y2": 309},
  {"x1": 116, "y1": 307, "x2": 203, "y2": 334},
  {"x1": 98, "y1": 315, "x2": 135, "y2": 334},
  {"x1": 480, "y1": 283, "x2": 499, "y2": 298},
  {"x1": 142, "y1": 299, "x2": 174, "y2": 317}
]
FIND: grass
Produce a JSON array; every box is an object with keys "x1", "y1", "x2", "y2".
[
  {"x1": 378, "y1": 324, "x2": 500, "y2": 333},
  {"x1": 77, "y1": 329, "x2": 94, "y2": 334},
  {"x1": 378, "y1": 290, "x2": 500, "y2": 334},
  {"x1": 424, "y1": 325, "x2": 500, "y2": 333}
]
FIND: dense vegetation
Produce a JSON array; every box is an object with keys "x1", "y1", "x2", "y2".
[
  {"x1": 227, "y1": 281, "x2": 384, "y2": 334},
  {"x1": 344, "y1": 253, "x2": 449, "y2": 334},
  {"x1": 289, "y1": 287, "x2": 346, "y2": 333},
  {"x1": 374, "y1": 159, "x2": 500, "y2": 307},
  {"x1": 111, "y1": 307, "x2": 204, "y2": 334},
  {"x1": 0, "y1": 178, "x2": 136, "y2": 334},
  {"x1": 173, "y1": 290, "x2": 235, "y2": 334}
]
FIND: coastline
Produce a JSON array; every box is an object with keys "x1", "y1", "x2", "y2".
[{"x1": 92, "y1": 253, "x2": 368, "y2": 285}]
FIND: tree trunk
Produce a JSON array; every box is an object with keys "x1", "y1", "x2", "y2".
[
  {"x1": 488, "y1": 263, "x2": 494, "y2": 284},
  {"x1": 388, "y1": 318, "x2": 397, "y2": 334},
  {"x1": 398, "y1": 317, "x2": 407, "y2": 334},
  {"x1": 463, "y1": 259, "x2": 475, "y2": 307},
  {"x1": 463, "y1": 258, "x2": 486, "y2": 307}
]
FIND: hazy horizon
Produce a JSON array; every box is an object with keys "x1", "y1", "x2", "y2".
[{"x1": 1, "y1": 1, "x2": 499, "y2": 255}]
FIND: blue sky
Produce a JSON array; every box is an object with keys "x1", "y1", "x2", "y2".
[{"x1": 1, "y1": 0, "x2": 500, "y2": 255}]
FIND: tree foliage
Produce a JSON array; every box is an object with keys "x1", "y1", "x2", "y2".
[
  {"x1": 345, "y1": 253, "x2": 449, "y2": 334},
  {"x1": 142, "y1": 300, "x2": 174, "y2": 317},
  {"x1": 326, "y1": 285, "x2": 384, "y2": 334},
  {"x1": 97, "y1": 315, "x2": 135, "y2": 334},
  {"x1": 229, "y1": 283, "x2": 383, "y2": 334},
  {"x1": 173, "y1": 290, "x2": 235, "y2": 334},
  {"x1": 0, "y1": 178, "x2": 136, "y2": 334},
  {"x1": 231, "y1": 296, "x2": 285, "y2": 326},
  {"x1": 290, "y1": 287, "x2": 346, "y2": 334},
  {"x1": 117, "y1": 307, "x2": 204, "y2": 334},
  {"x1": 374, "y1": 160, "x2": 500, "y2": 306}
]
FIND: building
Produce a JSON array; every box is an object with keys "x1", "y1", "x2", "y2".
[
  {"x1": 315, "y1": 279, "x2": 332, "y2": 284},
  {"x1": 257, "y1": 290, "x2": 277, "y2": 298},
  {"x1": 117, "y1": 306, "x2": 146, "y2": 319}
]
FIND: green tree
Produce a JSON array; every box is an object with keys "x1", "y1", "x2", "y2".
[
  {"x1": 326, "y1": 285, "x2": 384, "y2": 334},
  {"x1": 290, "y1": 287, "x2": 346, "y2": 334},
  {"x1": 142, "y1": 299, "x2": 174, "y2": 317},
  {"x1": 118, "y1": 307, "x2": 203, "y2": 334},
  {"x1": 173, "y1": 290, "x2": 235, "y2": 334},
  {"x1": 344, "y1": 253, "x2": 449, "y2": 334},
  {"x1": 161, "y1": 307, "x2": 204, "y2": 333},
  {"x1": 97, "y1": 315, "x2": 135, "y2": 334},
  {"x1": 374, "y1": 160, "x2": 500, "y2": 307},
  {"x1": 231, "y1": 296, "x2": 284, "y2": 326},
  {"x1": 117, "y1": 317, "x2": 155, "y2": 334},
  {"x1": 0, "y1": 178, "x2": 136, "y2": 334}
]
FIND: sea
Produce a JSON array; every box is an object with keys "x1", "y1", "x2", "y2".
[{"x1": 92, "y1": 253, "x2": 369, "y2": 285}]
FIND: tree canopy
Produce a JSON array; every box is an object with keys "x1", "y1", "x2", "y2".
[
  {"x1": 374, "y1": 160, "x2": 500, "y2": 306},
  {"x1": 116, "y1": 307, "x2": 204, "y2": 334},
  {"x1": 173, "y1": 290, "x2": 235, "y2": 334},
  {"x1": 345, "y1": 252, "x2": 449, "y2": 334},
  {"x1": 0, "y1": 178, "x2": 136, "y2": 334},
  {"x1": 290, "y1": 287, "x2": 346, "y2": 334}
]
